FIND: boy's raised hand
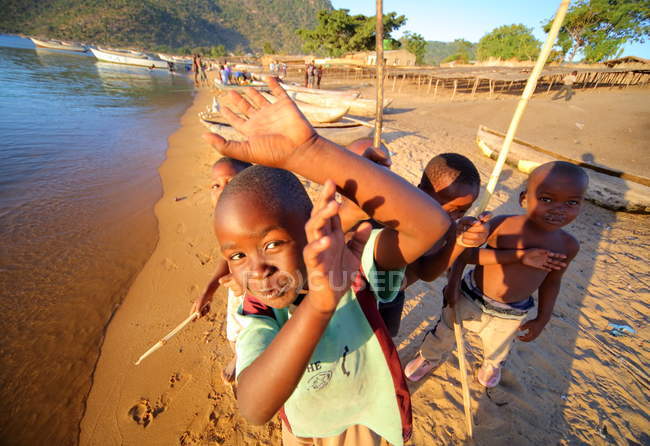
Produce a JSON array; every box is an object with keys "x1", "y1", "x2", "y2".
[
  {"x1": 522, "y1": 249, "x2": 567, "y2": 271},
  {"x1": 456, "y1": 212, "x2": 491, "y2": 248},
  {"x1": 204, "y1": 77, "x2": 316, "y2": 168},
  {"x1": 303, "y1": 180, "x2": 372, "y2": 314}
]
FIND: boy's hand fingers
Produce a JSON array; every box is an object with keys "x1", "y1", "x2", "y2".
[
  {"x1": 547, "y1": 252, "x2": 567, "y2": 259},
  {"x1": 347, "y1": 221, "x2": 372, "y2": 258},
  {"x1": 203, "y1": 133, "x2": 252, "y2": 161},
  {"x1": 477, "y1": 211, "x2": 492, "y2": 223},
  {"x1": 221, "y1": 106, "x2": 247, "y2": 129},
  {"x1": 304, "y1": 235, "x2": 332, "y2": 268},
  {"x1": 244, "y1": 87, "x2": 271, "y2": 109},
  {"x1": 225, "y1": 90, "x2": 256, "y2": 117},
  {"x1": 267, "y1": 76, "x2": 290, "y2": 100},
  {"x1": 306, "y1": 199, "x2": 339, "y2": 242}
]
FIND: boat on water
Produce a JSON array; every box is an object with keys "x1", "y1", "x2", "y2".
[
  {"x1": 287, "y1": 91, "x2": 392, "y2": 117},
  {"x1": 30, "y1": 37, "x2": 87, "y2": 52},
  {"x1": 260, "y1": 92, "x2": 348, "y2": 123},
  {"x1": 158, "y1": 54, "x2": 193, "y2": 65},
  {"x1": 89, "y1": 47, "x2": 169, "y2": 69},
  {"x1": 476, "y1": 125, "x2": 650, "y2": 213},
  {"x1": 199, "y1": 112, "x2": 372, "y2": 146}
]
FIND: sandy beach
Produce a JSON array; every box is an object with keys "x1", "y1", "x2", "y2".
[{"x1": 80, "y1": 82, "x2": 649, "y2": 445}]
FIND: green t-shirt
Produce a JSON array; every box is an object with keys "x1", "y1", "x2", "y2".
[{"x1": 236, "y1": 229, "x2": 410, "y2": 445}]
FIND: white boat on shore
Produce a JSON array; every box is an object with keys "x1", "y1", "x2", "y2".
[
  {"x1": 89, "y1": 47, "x2": 169, "y2": 69},
  {"x1": 158, "y1": 54, "x2": 193, "y2": 65},
  {"x1": 260, "y1": 92, "x2": 348, "y2": 123},
  {"x1": 278, "y1": 82, "x2": 360, "y2": 99},
  {"x1": 30, "y1": 37, "x2": 87, "y2": 52},
  {"x1": 199, "y1": 112, "x2": 372, "y2": 146},
  {"x1": 287, "y1": 91, "x2": 392, "y2": 117}
]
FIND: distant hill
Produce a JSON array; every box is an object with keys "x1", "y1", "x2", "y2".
[
  {"x1": 425, "y1": 40, "x2": 477, "y2": 65},
  {"x1": 0, "y1": 0, "x2": 332, "y2": 53}
]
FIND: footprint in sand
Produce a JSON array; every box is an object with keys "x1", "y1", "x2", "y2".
[
  {"x1": 129, "y1": 399, "x2": 153, "y2": 427},
  {"x1": 170, "y1": 372, "x2": 182, "y2": 388},
  {"x1": 128, "y1": 399, "x2": 166, "y2": 427}
]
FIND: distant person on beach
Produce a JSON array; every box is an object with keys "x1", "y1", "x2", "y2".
[
  {"x1": 190, "y1": 157, "x2": 252, "y2": 383},
  {"x1": 197, "y1": 54, "x2": 208, "y2": 86},
  {"x1": 204, "y1": 77, "x2": 452, "y2": 445},
  {"x1": 316, "y1": 65, "x2": 323, "y2": 89},
  {"x1": 219, "y1": 64, "x2": 229, "y2": 85},
  {"x1": 406, "y1": 161, "x2": 587, "y2": 388},
  {"x1": 553, "y1": 70, "x2": 578, "y2": 101},
  {"x1": 193, "y1": 54, "x2": 199, "y2": 86},
  {"x1": 303, "y1": 62, "x2": 310, "y2": 87}
]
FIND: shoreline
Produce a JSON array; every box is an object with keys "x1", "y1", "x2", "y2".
[{"x1": 79, "y1": 87, "x2": 281, "y2": 445}]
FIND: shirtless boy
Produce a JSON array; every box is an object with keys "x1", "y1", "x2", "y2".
[{"x1": 406, "y1": 161, "x2": 587, "y2": 386}]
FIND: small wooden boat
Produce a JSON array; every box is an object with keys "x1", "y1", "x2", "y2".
[
  {"x1": 199, "y1": 112, "x2": 372, "y2": 146},
  {"x1": 234, "y1": 64, "x2": 263, "y2": 72},
  {"x1": 476, "y1": 125, "x2": 650, "y2": 213},
  {"x1": 260, "y1": 92, "x2": 348, "y2": 123},
  {"x1": 287, "y1": 91, "x2": 392, "y2": 117},
  {"x1": 279, "y1": 82, "x2": 360, "y2": 99},
  {"x1": 158, "y1": 54, "x2": 193, "y2": 65},
  {"x1": 30, "y1": 37, "x2": 87, "y2": 52},
  {"x1": 89, "y1": 47, "x2": 169, "y2": 69}
]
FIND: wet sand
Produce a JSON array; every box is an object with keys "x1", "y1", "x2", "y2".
[{"x1": 81, "y1": 83, "x2": 649, "y2": 445}]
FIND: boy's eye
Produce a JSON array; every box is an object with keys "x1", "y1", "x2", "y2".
[
  {"x1": 540, "y1": 197, "x2": 552, "y2": 203},
  {"x1": 567, "y1": 200, "x2": 579, "y2": 206},
  {"x1": 211, "y1": 184, "x2": 220, "y2": 190},
  {"x1": 229, "y1": 252, "x2": 245, "y2": 261},
  {"x1": 265, "y1": 241, "x2": 284, "y2": 250}
]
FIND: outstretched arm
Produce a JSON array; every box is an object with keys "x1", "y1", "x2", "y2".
[
  {"x1": 190, "y1": 258, "x2": 229, "y2": 318},
  {"x1": 205, "y1": 77, "x2": 450, "y2": 270}
]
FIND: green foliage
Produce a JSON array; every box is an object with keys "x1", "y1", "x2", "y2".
[
  {"x1": 262, "y1": 42, "x2": 276, "y2": 54},
  {"x1": 297, "y1": 9, "x2": 406, "y2": 57},
  {"x1": 544, "y1": 0, "x2": 650, "y2": 63},
  {"x1": 210, "y1": 45, "x2": 227, "y2": 58},
  {"x1": 0, "y1": 0, "x2": 332, "y2": 54},
  {"x1": 400, "y1": 31, "x2": 426, "y2": 64},
  {"x1": 476, "y1": 24, "x2": 541, "y2": 61},
  {"x1": 424, "y1": 40, "x2": 477, "y2": 65}
]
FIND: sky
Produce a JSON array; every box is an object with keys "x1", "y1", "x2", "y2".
[{"x1": 331, "y1": 0, "x2": 649, "y2": 59}]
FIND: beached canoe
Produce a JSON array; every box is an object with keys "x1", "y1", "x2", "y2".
[
  {"x1": 260, "y1": 92, "x2": 348, "y2": 123},
  {"x1": 30, "y1": 37, "x2": 87, "y2": 52},
  {"x1": 89, "y1": 47, "x2": 169, "y2": 69},
  {"x1": 476, "y1": 125, "x2": 650, "y2": 213},
  {"x1": 158, "y1": 54, "x2": 193, "y2": 65},
  {"x1": 199, "y1": 112, "x2": 372, "y2": 146},
  {"x1": 279, "y1": 82, "x2": 360, "y2": 99},
  {"x1": 287, "y1": 92, "x2": 392, "y2": 117}
]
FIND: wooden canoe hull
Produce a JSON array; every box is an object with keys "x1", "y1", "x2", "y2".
[
  {"x1": 287, "y1": 92, "x2": 392, "y2": 117},
  {"x1": 89, "y1": 48, "x2": 169, "y2": 69},
  {"x1": 476, "y1": 125, "x2": 650, "y2": 213},
  {"x1": 30, "y1": 37, "x2": 86, "y2": 52},
  {"x1": 199, "y1": 113, "x2": 372, "y2": 146},
  {"x1": 279, "y1": 83, "x2": 360, "y2": 99},
  {"x1": 260, "y1": 92, "x2": 348, "y2": 123}
]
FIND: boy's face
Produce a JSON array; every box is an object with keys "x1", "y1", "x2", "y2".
[
  {"x1": 214, "y1": 193, "x2": 308, "y2": 309},
  {"x1": 419, "y1": 181, "x2": 478, "y2": 221},
  {"x1": 522, "y1": 171, "x2": 586, "y2": 230},
  {"x1": 211, "y1": 163, "x2": 239, "y2": 205}
]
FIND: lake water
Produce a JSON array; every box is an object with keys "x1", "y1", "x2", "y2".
[{"x1": 0, "y1": 35, "x2": 194, "y2": 445}]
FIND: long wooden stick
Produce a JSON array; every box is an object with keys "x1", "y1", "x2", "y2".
[
  {"x1": 474, "y1": 0, "x2": 570, "y2": 214},
  {"x1": 134, "y1": 312, "x2": 199, "y2": 365},
  {"x1": 373, "y1": 0, "x2": 385, "y2": 149}
]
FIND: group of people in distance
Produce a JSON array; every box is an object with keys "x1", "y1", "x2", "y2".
[
  {"x1": 269, "y1": 61, "x2": 288, "y2": 78},
  {"x1": 191, "y1": 77, "x2": 588, "y2": 445},
  {"x1": 304, "y1": 62, "x2": 323, "y2": 89}
]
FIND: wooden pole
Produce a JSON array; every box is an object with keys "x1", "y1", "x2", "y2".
[
  {"x1": 427, "y1": 74, "x2": 433, "y2": 94},
  {"x1": 433, "y1": 79, "x2": 440, "y2": 98},
  {"x1": 471, "y1": 77, "x2": 479, "y2": 98},
  {"x1": 373, "y1": 0, "x2": 384, "y2": 148},
  {"x1": 451, "y1": 79, "x2": 458, "y2": 101},
  {"x1": 392, "y1": 73, "x2": 397, "y2": 91},
  {"x1": 474, "y1": 0, "x2": 570, "y2": 214}
]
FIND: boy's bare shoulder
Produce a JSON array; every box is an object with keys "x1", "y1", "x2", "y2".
[
  {"x1": 487, "y1": 214, "x2": 525, "y2": 235},
  {"x1": 557, "y1": 229, "x2": 580, "y2": 258}
]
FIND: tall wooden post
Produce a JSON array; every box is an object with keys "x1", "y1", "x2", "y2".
[{"x1": 373, "y1": 0, "x2": 385, "y2": 148}]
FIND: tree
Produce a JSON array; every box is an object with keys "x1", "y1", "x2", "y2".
[
  {"x1": 262, "y1": 41, "x2": 276, "y2": 54},
  {"x1": 544, "y1": 0, "x2": 650, "y2": 63},
  {"x1": 210, "y1": 45, "x2": 227, "y2": 58},
  {"x1": 441, "y1": 38, "x2": 475, "y2": 64},
  {"x1": 476, "y1": 24, "x2": 541, "y2": 61},
  {"x1": 400, "y1": 31, "x2": 426, "y2": 64},
  {"x1": 297, "y1": 9, "x2": 406, "y2": 57}
]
